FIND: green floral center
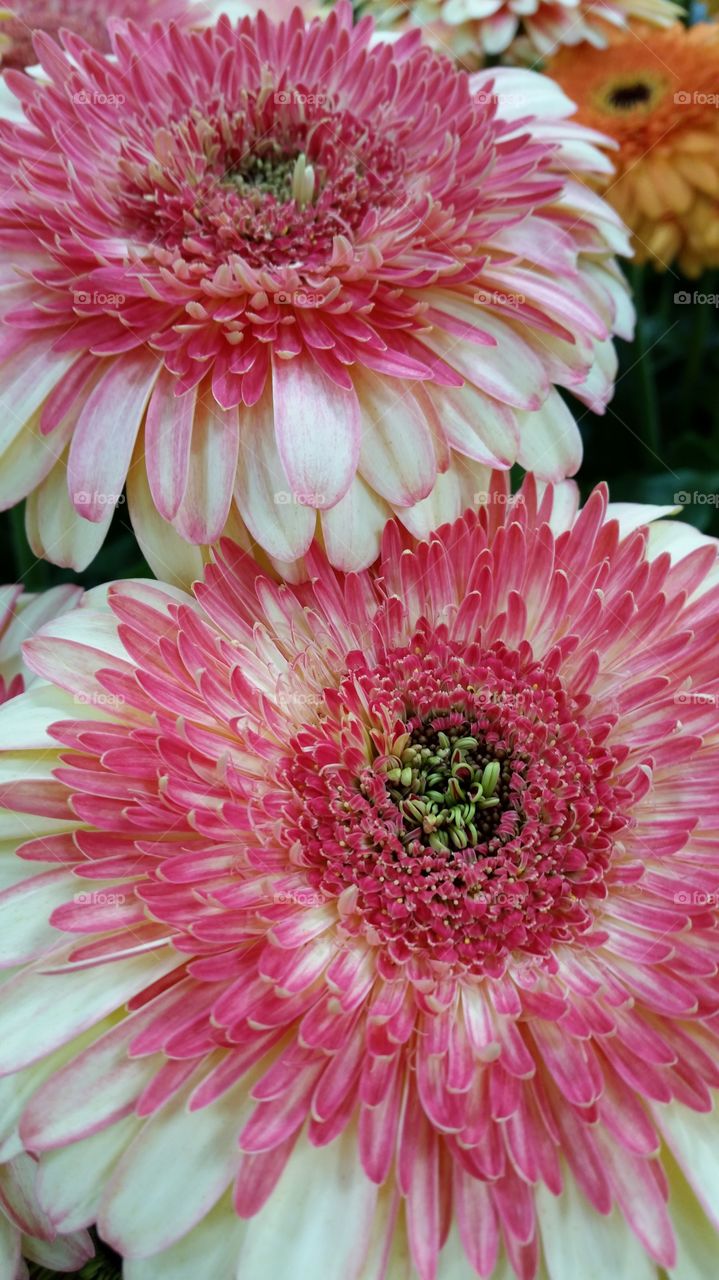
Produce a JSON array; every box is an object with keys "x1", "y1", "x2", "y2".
[{"x1": 377, "y1": 724, "x2": 512, "y2": 853}]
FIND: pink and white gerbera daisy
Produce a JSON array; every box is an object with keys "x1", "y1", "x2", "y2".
[
  {"x1": 0, "y1": 3, "x2": 631, "y2": 585},
  {"x1": 0, "y1": 580, "x2": 92, "y2": 1278},
  {"x1": 361, "y1": 0, "x2": 679, "y2": 61},
  {"x1": 0, "y1": 479, "x2": 718, "y2": 1279}
]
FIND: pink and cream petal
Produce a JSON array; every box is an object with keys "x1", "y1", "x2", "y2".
[
  {"x1": 25, "y1": 452, "x2": 114, "y2": 574},
  {"x1": 272, "y1": 355, "x2": 360, "y2": 512}
]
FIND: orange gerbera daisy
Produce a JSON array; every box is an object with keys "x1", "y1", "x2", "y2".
[{"x1": 548, "y1": 23, "x2": 719, "y2": 275}]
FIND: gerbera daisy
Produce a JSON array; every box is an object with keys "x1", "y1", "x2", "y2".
[
  {"x1": 0, "y1": 580, "x2": 92, "y2": 1278},
  {"x1": 0, "y1": 478, "x2": 718, "y2": 1278},
  {"x1": 0, "y1": 0, "x2": 206, "y2": 70},
  {"x1": 547, "y1": 23, "x2": 719, "y2": 275},
  {"x1": 359, "y1": 0, "x2": 678, "y2": 62},
  {"x1": 0, "y1": 3, "x2": 631, "y2": 586}
]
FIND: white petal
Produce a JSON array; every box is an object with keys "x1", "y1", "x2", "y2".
[
  {"x1": 0, "y1": 586, "x2": 83, "y2": 677},
  {"x1": 234, "y1": 382, "x2": 316, "y2": 562},
  {"x1": 0, "y1": 685, "x2": 100, "y2": 751},
  {"x1": 99, "y1": 1074, "x2": 253, "y2": 1257},
  {"x1": 358, "y1": 1189, "x2": 411, "y2": 1280},
  {"x1": 272, "y1": 354, "x2": 359, "y2": 510},
  {"x1": 0, "y1": 870, "x2": 76, "y2": 966},
  {"x1": 536, "y1": 1178, "x2": 656, "y2": 1280},
  {"x1": 37, "y1": 1114, "x2": 142, "y2": 1232},
  {"x1": 127, "y1": 456, "x2": 209, "y2": 591},
  {"x1": 655, "y1": 1101, "x2": 719, "y2": 1232},
  {"x1": 235, "y1": 1129, "x2": 378, "y2": 1280},
  {"x1": 22, "y1": 1016, "x2": 160, "y2": 1153},
  {"x1": 421, "y1": 312, "x2": 547, "y2": 411},
  {"x1": 25, "y1": 451, "x2": 114, "y2": 573},
  {"x1": 394, "y1": 467, "x2": 465, "y2": 540},
  {"x1": 515, "y1": 389, "x2": 582, "y2": 481},
  {"x1": 123, "y1": 1193, "x2": 246, "y2": 1280},
  {"x1": 666, "y1": 1149, "x2": 719, "y2": 1280},
  {"x1": 20, "y1": 1226, "x2": 93, "y2": 1272},
  {"x1": 0, "y1": 342, "x2": 76, "y2": 455},
  {"x1": 0, "y1": 1210, "x2": 20, "y2": 1276},
  {"x1": 320, "y1": 476, "x2": 389, "y2": 571},
  {"x1": 0, "y1": 951, "x2": 179, "y2": 1074},
  {"x1": 607, "y1": 504, "x2": 681, "y2": 538},
  {"x1": 356, "y1": 371, "x2": 437, "y2": 506}
]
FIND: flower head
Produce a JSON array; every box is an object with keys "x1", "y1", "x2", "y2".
[
  {"x1": 0, "y1": 0, "x2": 205, "y2": 69},
  {"x1": 360, "y1": 0, "x2": 678, "y2": 61},
  {"x1": 0, "y1": 4, "x2": 631, "y2": 584},
  {"x1": 1, "y1": 480, "x2": 719, "y2": 1278},
  {"x1": 547, "y1": 23, "x2": 719, "y2": 275}
]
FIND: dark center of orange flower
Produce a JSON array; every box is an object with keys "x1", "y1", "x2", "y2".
[
  {"x1": 593, "y1": 71, "x2": 668, "y2": 119},
  {"x1": 608, "y1": 81, "x2": 653, "y2": 110}
]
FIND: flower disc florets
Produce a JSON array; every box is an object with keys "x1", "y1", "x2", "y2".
[{"x1": 288, "y1": 631, "x2": 627, "y2": 974}]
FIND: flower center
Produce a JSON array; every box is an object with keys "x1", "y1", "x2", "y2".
[
  {"x1": 608, "y1": 82, "x2": 652, "y2": 110},
  {"x1": 284, "y1": 631, "x2": 631, "y2": 977},
  {"x1": 596, "y1": 73, "x2": 667, "y2": 116},
  {"x1": 115, "y1": 96, "x2": 404, "y2": 271},
  {"x1": 377, "y1": 725, "x2": 511, "y2": 854},
  {"x1": 221, "y1": 149, "x2": 316, "y2": 210}
]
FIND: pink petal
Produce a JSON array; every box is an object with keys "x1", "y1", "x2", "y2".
[{"x1": 272, "y1": 353, "x2": 360, "y2": 510}]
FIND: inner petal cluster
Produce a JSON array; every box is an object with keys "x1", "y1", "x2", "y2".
[
  {"x1": 117, "y1": 98, "x2": 404, "y2": 271},
  {"x1": 285, "y1": 632, "x2": 630, "y2": 975}
]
